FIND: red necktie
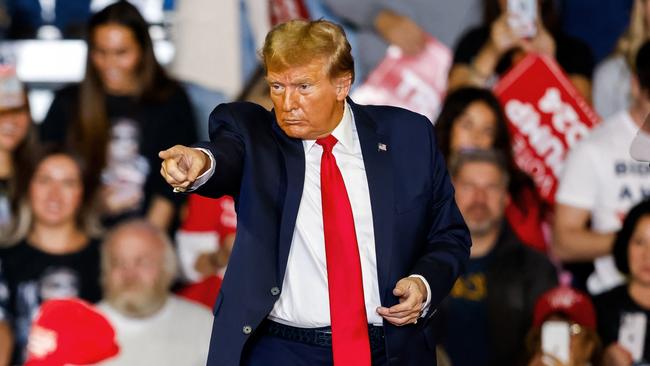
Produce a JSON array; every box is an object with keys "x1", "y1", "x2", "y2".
[{"x1": 317, "y1": 135, "x2": 371, "y2": 366}]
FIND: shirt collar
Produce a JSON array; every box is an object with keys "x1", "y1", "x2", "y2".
[{"x1": 302, "y1": 102, "x2": 354, "y2": 153}]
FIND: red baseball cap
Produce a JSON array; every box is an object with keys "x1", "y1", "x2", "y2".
[
  {"x1": 532, "y1": 286, "x2": 596, "y2": 330},
  {"x1": 25, "y1": 299, "x2": 120, "y2": 366}
]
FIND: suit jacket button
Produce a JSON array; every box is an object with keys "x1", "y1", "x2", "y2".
[
  {"x1": 270, "y1": 287, "x2": 280, "y2": 296},
  {"x1": 243, "y1": 325, "x2": 252, "y2": 335}
]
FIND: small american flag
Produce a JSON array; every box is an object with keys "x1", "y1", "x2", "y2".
[{"x1": 378, "y1": 143, "x2": 387, "y2": 152}]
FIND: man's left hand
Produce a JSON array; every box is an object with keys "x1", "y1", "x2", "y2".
[{"x1": 376, "y1": 277, "x2": 427, "y2": 326}]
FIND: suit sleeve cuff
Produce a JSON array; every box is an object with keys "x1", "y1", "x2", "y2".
[
  {"x1": 186, "y1": 148, "x2": 215, "y2": 191},
  {"x1": 409, "y1": 274, "x2": 432, "y2": 318}
]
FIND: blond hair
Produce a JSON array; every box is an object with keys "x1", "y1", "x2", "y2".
[
  {"x1": 615, "y1": 0, "x2": 650, "y2": 69},
  {"x1": 261, "y1": 19, "x2": 355, "y2": 84}
]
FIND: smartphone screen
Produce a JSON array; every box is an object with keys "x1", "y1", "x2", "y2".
[
  {"x1": 541, "y1": 321, "x2": 570, "y2": 364},
  {"x1": 507, "y1": 0, "x2": 537, "y2": 38},
  {"x1": 619, "y1": 312, "x2": 647, "y2": 362}
]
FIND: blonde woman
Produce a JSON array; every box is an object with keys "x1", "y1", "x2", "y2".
[{"x1": 593, "y1": 0, "x2": 650, "y2": 118}]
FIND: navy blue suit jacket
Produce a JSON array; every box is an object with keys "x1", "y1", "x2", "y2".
[{"x1": 194, "y1": 99, "x2": 471, "y2": 366}]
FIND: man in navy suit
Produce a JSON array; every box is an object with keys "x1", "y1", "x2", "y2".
[{"x1": 160, "y1": 19, "x2": 470, "y2": 366}]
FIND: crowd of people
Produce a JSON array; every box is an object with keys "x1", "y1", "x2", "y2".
[{"x1": 0, "y1": 0, "x2": 649, "y2": 365}]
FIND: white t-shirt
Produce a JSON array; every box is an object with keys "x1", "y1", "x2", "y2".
[
  {"x1": 556, "y1": 110, "x2": 650, "y2": 294},
  {"x1": 97, "y1": 295, "x2": 213, "y2": 366}
]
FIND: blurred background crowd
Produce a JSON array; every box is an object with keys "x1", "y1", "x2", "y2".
[{"x1": 0, "y1": 0, "x2": 650, "y2": 365}]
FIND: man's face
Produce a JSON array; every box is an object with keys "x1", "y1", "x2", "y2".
[
  {"x1": 453, "y1": 161, "x2": 508, "y2": 237},
  {"x1": 104, "y1": 228, "x2": 170, "y2": 318},
  {"x1": 267, "y1": 58, "x2": 351, "y2": 140}
]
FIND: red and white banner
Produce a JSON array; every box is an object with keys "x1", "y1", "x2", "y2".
[
  {"x1": 352, "y1": 36, "x2": 452, "y2": 122},
  {"x1": 269, "y1": 0, "x2": 310, "y2": 26},
  {"x1": 494, "y1": 54, "x2": 600, "y2": 204}
]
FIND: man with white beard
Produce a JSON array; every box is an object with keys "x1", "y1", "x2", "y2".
[
  {"x1": 437, "y1": 149, "x2": 557, "y2": 366},
  {"x1": 97, "y1": 220, "x2": 213, "y2": 366}
]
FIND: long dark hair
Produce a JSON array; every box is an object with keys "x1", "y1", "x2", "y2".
[
  {"x1": 435, "y1": 87, "x2": 540, "y2": 212},
  {"x1": 72, "y1": 0, "x2": 177, "y2": 191},
  {"x1": 613, "y1": 200, "x2": 650, "y2": 275},
  {"x1": 1, "y1": 90, "x2": 37, "y2": 243}
]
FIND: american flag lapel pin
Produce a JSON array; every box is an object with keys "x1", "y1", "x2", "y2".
[{"x1": 378, "y1": 143, "x2": 387, "y2": 152}]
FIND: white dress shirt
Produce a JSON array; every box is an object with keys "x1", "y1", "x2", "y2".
[
  {"x1": 269, "y1": 103, "x2": 383, "y2": 326},
  {"x1": 192, "y1": 103, "x2": 430, "y2": 328}
]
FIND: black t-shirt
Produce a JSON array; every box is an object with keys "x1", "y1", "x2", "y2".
[
  {"x1": 594, "y1": 285, "x2": 650, "y2": 364},
  {"x1": 453, "y1": 26, "x2": 595, "y2": 79},
  {"x1": 0, "y1": 238, "x2": 102, "y2": 363},
  {"x1": 39, "y1": 84, "x2": 198, "y2": 227},
  {"x1": 444, "y1": 253, "x2": 492, "y2": 366}
]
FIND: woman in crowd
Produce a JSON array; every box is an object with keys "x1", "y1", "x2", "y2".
[
  {"x1": 526, "y1": 286, "x2": 601, "y2": 366},
  {"x1": 435, "y1": 87, "x2": 547, "y2": 252},
  {"x1": 448, "y1": 0, "x2": 594, "y2": 101},
  {"x1": 0, "y1": 145, "x2": 102, "y2": 364},
  {"x1": 593, "y1": 0, "x2": 650, "y2": 119},
  {"x1": 0, "y1": 73, "x2": 32, "y2": 364},
  {"x1": 0, "y1": 74, "x2": 35, "y2": 245},
  {"x1": 40, "y1": 1, "x2": 197, "y2": 231},
  {"x1": 594, "y1": 199, "x2": 650, "y2": 365}
]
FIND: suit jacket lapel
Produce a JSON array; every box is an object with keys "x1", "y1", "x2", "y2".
[
  {"x1": 349, "y1": 100, "x2": 395, "y2": 303},
  {"x1": 271, "y1": 117, "x2": 305, "y2": 283}
]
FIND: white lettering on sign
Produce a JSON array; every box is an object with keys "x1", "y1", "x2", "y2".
[
  {"x1": 505, "y1": 99, "x2": 565, "y2": 177},
  {"x1": 512, "y1": 134, "x2": 555, "y2": 197},
  {"x1": 505, "y1": 87, "x2": 591, "y2": 185},
  {"x1": 395, "y1": 69, "x2": 440, "y2": 117},
  {"x1": 538, "y1": 88, "x2": 590, "y2": 146}
]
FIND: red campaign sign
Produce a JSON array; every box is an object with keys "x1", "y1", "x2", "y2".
[
  {"x1": 493, "y1": 54, "x2": 601, "y2": 204},
  {"x1": 351, "y1": 36, "x2": 452, "y2": 122},
  {"x1": 269, "y1": 0, "x2": 310, "y2": 26}
]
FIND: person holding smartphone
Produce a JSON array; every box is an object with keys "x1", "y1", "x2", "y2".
[
  {"x1": 448, "y1": 0, "x2": 594, "y2": 102},
  {"x1": 594, "y1": 200, "x2": 650, "y2": 366},
  {"x1": 526, "y1": 286, "x2": 601, "y2": 366}
]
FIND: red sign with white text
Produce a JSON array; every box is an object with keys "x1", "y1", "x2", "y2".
[
  {"x1": 494, "y1": 54, "x2": 600, "y2": 204},
  {"x1": 352, "y1": 36, "x2": 451, "y2": 122}
]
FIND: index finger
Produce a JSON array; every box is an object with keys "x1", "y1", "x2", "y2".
[{"x1": 159, "y1": 145, "x2": 184, "y2": 160}]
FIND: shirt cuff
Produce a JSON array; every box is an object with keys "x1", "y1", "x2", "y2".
[
  {"x1": 409, "y1": 274, "x2": 432, "y2": 318},
  {"x1": 186, "y1": 148, "x2": 215, "y2": 191}
]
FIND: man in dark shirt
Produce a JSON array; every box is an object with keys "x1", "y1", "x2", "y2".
[{"x1": 440, "y1": 149, "x2": 557, "y2": 366}]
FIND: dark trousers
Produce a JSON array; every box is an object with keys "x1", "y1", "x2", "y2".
[{"x1": 241, "y1": 322, "x2": 388, "y2": 366}]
